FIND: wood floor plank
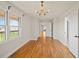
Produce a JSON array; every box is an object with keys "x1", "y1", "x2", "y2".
[{"x1": 9, "y1": 37, "x2": 75, "y2": 58}]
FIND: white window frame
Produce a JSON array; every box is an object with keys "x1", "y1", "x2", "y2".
[{"x1": 0, "y1": 7, "x2": 22, "y2": 43}]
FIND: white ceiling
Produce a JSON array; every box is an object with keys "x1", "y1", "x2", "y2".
[{"x1": 9, "y1": 1, "x2": 77, "y2": 20}]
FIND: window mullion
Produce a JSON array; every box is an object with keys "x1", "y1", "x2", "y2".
[
  {"x1": 5, "y1": 8, "x2": 10, "y2": 40},
  {"x1": 5, "y1": 10, "x2": 8, "y2": 40},
  {"x1": 19, "y1": 16, "x2": 22, "y2": 40},
  {"x1": 5, "y1": 10, "x2": 7, "y2": 40},
  {"x1": 18, "y1": 17, "x2": 21, "y2": 40}
]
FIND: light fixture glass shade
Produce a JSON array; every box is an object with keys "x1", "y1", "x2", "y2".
[{"x1": 35, "y1": 1, "x2": 49, "y2": 16}]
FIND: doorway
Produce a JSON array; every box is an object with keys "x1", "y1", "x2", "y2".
[
  {"x1": 65, "y1": 11, "x2": 79, "y2": 57},
  {"x1": 39, "y1": 21, "x2": 52, "y2": 37}
]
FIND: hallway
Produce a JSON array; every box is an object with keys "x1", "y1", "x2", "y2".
[{"x1": 9, "y1": 37, "x2": 75, "y2": 58}]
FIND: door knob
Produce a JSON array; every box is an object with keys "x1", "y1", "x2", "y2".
[{"x1": 75, "y1": 35, "x2": 79, "y2": 38}]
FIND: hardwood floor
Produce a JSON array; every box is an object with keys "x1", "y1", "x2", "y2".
[{"x1": 9, "y1": 37, "x2": 75, "y2": 58}]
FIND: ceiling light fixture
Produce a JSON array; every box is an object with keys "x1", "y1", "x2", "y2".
[{"x1": 35, "y1": 1, "x2": 49, "y2": 16}]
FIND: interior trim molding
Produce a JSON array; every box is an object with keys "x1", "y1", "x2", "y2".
[{"x1": 4, "y1": 40, "x2": 29, "y2": 58}]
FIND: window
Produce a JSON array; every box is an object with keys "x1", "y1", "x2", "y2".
[
  {"x1": 0, "y1": 8, "x2": 21, "y2": 44},
  {"x1": 0, "y1": 10, "x2": 5, "y2": 43},
  {"x1": 9, "y1": 16, "x2": 19, "y2": 39}
]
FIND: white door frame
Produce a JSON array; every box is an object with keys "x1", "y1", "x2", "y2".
[{"x1": 39, "y1": 20, "x2": 53, "y2": 37}]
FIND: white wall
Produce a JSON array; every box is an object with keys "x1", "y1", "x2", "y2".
[
  {"x1": 30, "y1": 18, "x2": 39, "y2": 40},
  {"x1": 0, "y1": 2, "x2": 33, "y2": 58},
  {"x1": 53, "y1": 3, "x2": 79, "y2": 57},
  {"x1": 53, "y1": 19, "x2": 66, "y2": 45},
  {"x1": 21, "y1": 15, "x2": 33, "y2": 40},
  {"x1": 53, "y1": 2, "x2": 79, "y2": 45}
]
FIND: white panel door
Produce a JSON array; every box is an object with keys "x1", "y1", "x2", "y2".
[
  {"x1": 39, "y1": 22, "x2": 52, "y2": 37},
  {"x1": 68, "y1": 11, "x2": 78, "y2": 57}
]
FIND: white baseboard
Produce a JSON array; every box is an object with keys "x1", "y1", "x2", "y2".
[{"x1": 4, "y1": 40, "x2": 29, "y2": 58}]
